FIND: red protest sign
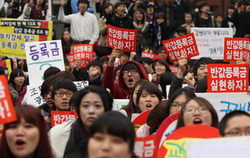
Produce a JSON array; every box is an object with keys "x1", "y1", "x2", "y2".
[
  {"x1": 133, "y1": 110, "x2": 152, "y2": 131},
  {"x1": 72, "y1": 44, "x2": 93, "y2": 68},
  {"x1": 73, "y1": 44, "x2": 94, "y2": 60},
  {"x1": 162, "y1": 33, "x2": 199, "y2": 62},
  {"x1": 156, "y1": 112, "x2": 179, "y2": 148},
  {"x1": 141, "y1": 51, "x2": 155, "y2": 58},
  {"x1": 207, "y1": 64, "x2": 249, "y2": 92},
  {"x1": 224, "y1": 37, "x2": 250, "y2": 62},
  {"x1": 169, "y1": 65, "x2": 179, "y2": 74},
  {"x1": 66, "y1": 54, "x2": 75, "y2": 69},
  {"x1": 107, "y1": 24, "x2": 137, "y2": 52},
  {"x1": 51, "y1": 111, "x2": 78, "y2": 128},
  {"x1": 0, "y1": 75, "x2": 17, "y2": 124},
  {"x1": 134, "y1": 135, "x2": 158, "y2": 158}
]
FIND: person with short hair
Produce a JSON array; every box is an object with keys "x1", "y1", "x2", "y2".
[
  {"x1": 88, "y1": 111, "x2": 136, "y2": 158},
  {"x1": 39, "y1": 75, "x2": 61, "y2": 112},
  {"x1": 176, "y1": 97, "x2": 218, "y2": 129},
  {"x1": 50, "y1": 79, "x2": 77, "y2": 111},
  {"x1": 73, "y1": 60, "x2": 103, "y2": 86},
  {"x1": 50, "y1": 86, "x2": 113, "y2": 158},
  {"x1": 59, "y1": 0, "x2": 99, "y2": 44},
  {"x1": 219, "y1": 110, "x2": 250, "y2": 137},
  {"x1": 194, "y1": 2, "x2": 218, "y2": 27},
  {"x1": 107, "y1": 1, "x2": 134, "y2": 29}
]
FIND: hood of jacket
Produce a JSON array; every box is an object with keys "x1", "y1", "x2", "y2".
[{"x1": 118, "y1": 60, "x2": 149, "y2": 97}]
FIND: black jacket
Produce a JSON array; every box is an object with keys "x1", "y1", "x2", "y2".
[
  {"x1": 159, "y1": 3, "x2": 179, "y2": 31},
  {"x1": 194, "y1": 12, "x2": 218, "y2": 28}
]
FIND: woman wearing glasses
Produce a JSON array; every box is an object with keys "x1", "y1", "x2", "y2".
[
  {"x1": 176, "y1": 97, "x2": 218, "y2": 129},
  {"x1": 136, "y1": 88, "x2": 195, "y2": 137},
  {"x1": 49, "y1": 85, "x2": 113, "y2": 158},
  {"x1": 103, "y1": 47, "x2": 149, "y2": 99}
]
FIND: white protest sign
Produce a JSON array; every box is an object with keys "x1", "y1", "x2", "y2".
[
  {"x1": 73, "y1": 81, "x2": 89, "y2": 91},
  {"x1": 112, "y1": 99, "x2": 129, "y2": 111},
  {"x1": 191, "y1": 28, "x2": 233, "y2": 59},
  {"x1": 186, "y1": 136, "x2": 250, "y2": 158},
  {"x1": 166, "y1": 84, "x2": 187, "y2": 99},
  {"x1": 25, "y1": 40, "x2": 65, "y2": 85},
  {"x1": 195, "y1": 92, "x2": 250, "y2": 121},
  {"x1": 0, "y1": 1, "x2": 4, "y2": 9},
  {"x1": 26, "y1": 85, "x2": 46, "y2": 107}
]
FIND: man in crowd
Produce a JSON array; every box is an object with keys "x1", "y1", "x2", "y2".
[{"x1": 58, "y1": 0, "x2": 99, "y2": 44}]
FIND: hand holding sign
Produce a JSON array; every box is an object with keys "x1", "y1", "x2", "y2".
[{"x1": 108, "y1": 47, "x2": 123, "y2": 67}]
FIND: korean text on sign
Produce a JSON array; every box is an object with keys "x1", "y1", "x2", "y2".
[
  {"x1": 107, "y1": 24, "x2": 137, "y2": 52},
  {"x1": 141, "y1": 51, "x2": 155, "y2": 58},
  {"x1": 134, "y1": 135, "x2": 157, "y2": 158},
  {"x1": 0, "y1": 75, "x2": 17, "y2": 124},
  {"x1": 0, "y1": 18, "x2": 52, "y2": 58},
  {"x1": 169, "y1": 65, "x2": 179, "y2": 74},
  {"x1": 207, "y1": 64, "x2": 249, "y2": 92},
  {"x1": 224, "y1": 37, "x2": 250, "y2": 62},
  {"x1": 51, "y1": 111, "x2": 78, "y2": 128},
  {"x1": 73, "y1": 44, "x2": 94, "y2": 61},
  {"x1": 162, "y1": 33, "x2": 199, "y2": 62}
]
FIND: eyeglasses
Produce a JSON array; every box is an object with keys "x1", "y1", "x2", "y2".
[
  {"x1": 122, "y1": 69, "x2": 137, "y2": 76},
  {"x1": 55, "y1": 92, "x2": 74, "y2": 97},
  {"x1": 224, "y1": 128, "x2": 250, "y2": 136},
  {"x1": 170, "y1": 103, "x2": 183, "y2": 109},
  {"x1": 184, "y1": 107, "x2": 209, "y2": 115}
]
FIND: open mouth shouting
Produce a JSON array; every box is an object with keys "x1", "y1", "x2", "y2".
[{"x1": 193, "y1": 118, "x2": 202, "y2": 124}]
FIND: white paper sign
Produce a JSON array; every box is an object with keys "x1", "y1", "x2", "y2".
[
  {"x1": 191, "y1": 28, "x2": 233, "y2": 59},
  {"x1": 186, "y1": 136, "x2": 250, "y2": 158},
  {"x1": 26, "y1": 85, "x2": 46, "y2": 107},
  {"x1": 0, "y1": 1, "x2": 4, "y2": 9},
  {"x1": 166, "y1": 84, "x2": 187, "y2": 99},
  {"x1": 112, "y1": 99, "x2": 129, "y2": 111},
  {"x1": 73, "y1": 81, "x2": 89, "y2": 90},
  {"x1": 25, "y1": 40, "x2": 65, "y2": 85},
  {"x1": 195, "y1": 93, "x2": 250, "y2": 121}
]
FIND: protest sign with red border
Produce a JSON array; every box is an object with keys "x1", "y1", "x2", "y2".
[
  {"x1": 141, "y1": 51, "x2": 155, "y2": 58},
  {"x1": 162, "y1": 33, "x2": 199, "y2": 62},
  {"x1": 107, "y1": 24, "x2": 137, "y2": 52},
  {"x1": 207, "y1": 64, "x2": 249, "y2": 92},
  {"x1": 51, "y1": 110, "x2": 78, "y2": 128},
  {"x1": 224, "y1": 37, "x2": 250, "y2": 62},
  {"x1": 169, "y1": 65, "x2": 179, "y2": 74},
  {"x1": 133, "y1": 110, "x2": 152, "y2": 131},
  {"x1": 72, "y1": 44, "x2": 93, "y2": 68},
  {"x1": 66, "y1": 54, "x2": 75, "y2": 69},
  {"x1": 156, "y1": 112, "x2": 179, "y2": 148},
  {"x1": 0, "y1": 75, "x2": 17, "y2": 124},
  {"x1": 135, "y1": 135, "x2": 158, "y2": 158}
]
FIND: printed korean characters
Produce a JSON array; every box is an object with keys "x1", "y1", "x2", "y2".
[{"x1": 207, "y1": 64, "x2": 249, "y2": 92}]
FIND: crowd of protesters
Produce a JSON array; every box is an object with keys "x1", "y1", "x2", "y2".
[{"x1": 1, "y1": 0, "x2": 250, "y2": 157}]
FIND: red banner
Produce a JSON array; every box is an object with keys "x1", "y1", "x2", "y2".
[
  {"x1": 0, "y1": 75, "x2": 17, "y2": 124},
  {"x1": 107, "y1": 24, "x2": 137, "y2": 52},
  {"x1": 51, "y1": 110, "x2": 78, "y2": 128},
  {"x1": 141, "y1": 51, "x2": 155, "y2": 58},
  {"x1": 169, "y1": 65, "x2": 179, "y2": 74},
  {"x1": 66, "y1": 54, "x2": 75, "y2": 69},
  {"x1": 207, "y1": 64, "x2": 249, "y2": 92},
  {"x1": 224, "y1": 37, "x2": 250, "y2": 62},
  {"x1": 134, "y1": 135, "x2": 158, "y2": 158},
  {"x1": 162, "y1": 33, "x2": 199, "y2": 62}
]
